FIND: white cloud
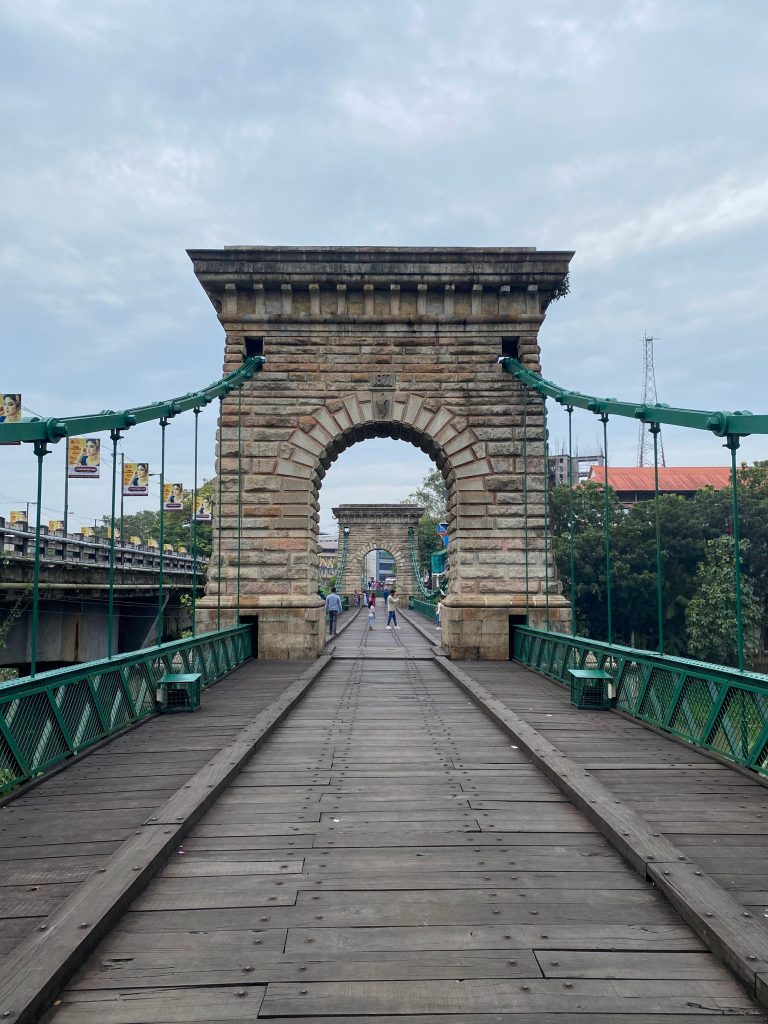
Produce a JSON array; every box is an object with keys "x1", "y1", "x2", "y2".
[{"x1": 570, "y1": 173, "x2": 768, "y2": 264}]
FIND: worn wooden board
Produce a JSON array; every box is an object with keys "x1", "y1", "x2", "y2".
[{"x1": 259, "y1": 976, "x2": 755, "y2": 1016}]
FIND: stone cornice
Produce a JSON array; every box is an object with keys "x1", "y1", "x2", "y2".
[{"x1": 189, "y1": 245, "x2": 573, "y2": 322}]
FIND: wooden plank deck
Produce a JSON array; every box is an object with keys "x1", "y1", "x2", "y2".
[
  {"x1": 0, "y1": 659, "x2": 312, "y2": 957},
  {"x1": 36, "y1": 615, "x2": 764, "y2": 1022},
  {"x1": 461, "y1": 657, "x2": 768, "y2": 922}
]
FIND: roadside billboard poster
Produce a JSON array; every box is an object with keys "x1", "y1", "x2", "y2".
[
  {"x1": 163, "y1": 482, "x2": 184, "y2": 510},
  {"x1": 123, "y1": 462, "x2": 149, "y2": 497},
  {"x1": 68, "y1": 437, "x2": 101, "y2": 479},
  {"x1": 9, "y1": 510, "x2": 28, "y2": 528},
  {"x1": 194, "y1": 495, "x2": 212, "y2": 521}
]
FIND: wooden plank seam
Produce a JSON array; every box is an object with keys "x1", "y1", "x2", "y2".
[
  {"x1": 0, "y1": 654, "x2": 333, "y2": 1024},
  {"x1": 436, "y1": 655, "x2": 768, "y2": 1008}
]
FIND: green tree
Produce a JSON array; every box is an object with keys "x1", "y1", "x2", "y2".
[{"x1": 685, "y1": 536, "x2": 762, "y2": 668}]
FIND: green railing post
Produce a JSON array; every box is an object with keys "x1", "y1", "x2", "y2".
[
  {"x1": 191, "y1": 406, "x2": 200, "y2": 638},
  {"x1": 600, "y1": 412, "x2": 613, "y2": 645},
  {"x1": 567, "y1": 405, "x2": 576, "y2": 636},
  {"x1": 236, "y1": 384, "x2": 243, "y2": 624},
  {"x1": 651, "y1": 423, "x2": 664, "y2": 655},
  {"x1": 107, "y1": 427, "x2": 122, "y2": 659},
  {"x1": 543, "y1": 397, "x2": 551, "y2": 630},
  {"x1": 29, "y1": 440, "x2": 50, "y2": 678},
  {"x1": 217, "y1": 395, "x2": 224, "y2": 631},
  {"x1": 523, "y1": 384, "x2": 530, "y2": 621},
  {"x1": 157, "y1": 417, "x2": 168, "y2": 648},
  {"x1": 726, "y1": 434, "x2": 745, "y2": 671}
]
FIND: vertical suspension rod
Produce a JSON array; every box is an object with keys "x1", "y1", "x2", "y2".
[
  {"x1": 727, "y1": 434, "x2": 744, "y2": 671},
  {"x1": 600, "y1": 413, "x2": 613, "y2": 645},
  {"x1": 29, "y1": 441, "x2": 49, "y2": 678},
  {"x1": 157, "y1": 417, "x2": 168, "y2": 648},
  {"x1": 567, "y1": 406, "x2": 576, "y2": 636},
  {"x1": 107, "y1": 428, "x2": 122, "y2": 659},
  {"x1": 191, "y1": 407, "x2": 200, "y2": 638}
]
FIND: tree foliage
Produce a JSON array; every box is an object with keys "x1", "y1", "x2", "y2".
[
  {"x1": 550, "y1": 463, "x2": 768, "y2": 666},
  {"x1": 685, "y1": 537, "x2": 762, "y2": 667},
  {"x1": 404, "y1": 468, "x2": 448, "y2": 575}
]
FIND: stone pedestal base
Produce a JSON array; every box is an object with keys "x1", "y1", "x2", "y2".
[
  {"x1": 196, "y1": 596, "x2": 325, "y2": 660},
  {"x1": 441, "y1": 594, "x2": 571, "y2": 661}
]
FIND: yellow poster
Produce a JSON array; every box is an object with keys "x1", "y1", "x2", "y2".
[
  {"x1": 163, "y1": 543, "x2": 174, "y2": 552},
  {"x1": 194, "y1": 495, "x2": 212, "y2": 521},
  {"x1": 48, "y1": 520, "x2": 64, "y2": 532},
  {"x1": 68, "y1": 437, "x2": 101, "y2": 479},
  {"x1": 123, "y1": 462, "x2": 149, "y2": 497},
  {"x1": 147, "y1": 538, "x2": 159, "y2": 549},
  {"x1": 163, "y1": 482, "x2": 184, "y2": 511},
  {"x1": 9, "y1": 510, "x2": 28, "y2": 527},
  {"x1": 130, "y1": 535, "x2": 142, "y2": 545},
  {"x1": 177, "y1": 545, "x2": 188, "y2": 554},
  {"x1": 105, "y1": 526, "x2": 120, "y2": 540},
  {"x1": 0, "y1": 394, "x2": 22, "y2": 423},
  {"x1": 81, "y1": 526, "x2": 94, "y2": 537}
]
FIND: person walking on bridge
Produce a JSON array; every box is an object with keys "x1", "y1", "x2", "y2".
[
  {"x1": 385, "y1": 588, "x2": 399, "y2": 629},
  {"x1": 325, "y1": 587, "x2": 342, "y2": 637}
]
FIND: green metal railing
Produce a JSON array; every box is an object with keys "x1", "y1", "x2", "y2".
[
  {"x1": 0, "y1": 626, "x2": 251, "y2": 795},
  {"x1": 408, "y1": 596, "x2": 439, "y2": 622},
  {"x1": 514, "y1": 626, "x2": 768, "y2": 778}
]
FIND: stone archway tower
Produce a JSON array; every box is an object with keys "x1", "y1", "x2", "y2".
[
  {"x1": 333, "y1": 504, "x2": 423, "y2": 599},
  {"x1": 189, "y1": 245, "x2": 573, "y2": 660}
]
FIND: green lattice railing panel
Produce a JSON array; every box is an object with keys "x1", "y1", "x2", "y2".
[
  {"x1": 514, "y1": 625, "x2": 768, "y2": 778},
  {"x1": 0, "y1": 625, "x2": 251, "y2": 795}
]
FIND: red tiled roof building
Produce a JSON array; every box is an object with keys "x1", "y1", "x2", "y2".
[{"x1": 587, "y1": 466, "x2": 731, "y2": 505}]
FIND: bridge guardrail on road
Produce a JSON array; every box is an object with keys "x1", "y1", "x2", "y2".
[
  {"x1": 515, "y1": 625, "x2": 768, "y2": 779},
  {"x1": 0, "y1": 625, "x2": 251, "y2": 795},
  {"x1": 1, "y1": 522, "x2": 206, "y2": 575}
]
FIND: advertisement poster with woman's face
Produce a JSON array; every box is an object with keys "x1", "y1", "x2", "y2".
[
  {"x1": 0, "y1": 394, "x2": 22, "y2": 423},
  {"x1": 163, "y1": 482, "x2": 184, "y2": 510},
  {"x1": 80, "y1": 526, "x2": 94, "y2": 537},
  {"x1": 195, "y1": 495, "x2": 212, "y2": 521},
  {"x1": 48, "y1": 520, "x2": 64, "y2": 533},
  {"x1": 9, "y1": 510, "x2": 28, "y2": 527},
  {"x1": 123, "y1": 462, "x2": 149, "y2": 496},
  {"x1": 68, "y1": 437, "x2": 101, "y2": 478}
]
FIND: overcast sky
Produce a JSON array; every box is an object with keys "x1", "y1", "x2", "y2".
[{"x1": 1, "y1": 0, "x2": 767, "y2": 536}]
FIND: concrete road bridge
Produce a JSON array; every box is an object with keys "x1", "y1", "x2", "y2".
[{"x1": 1, "y1": 245, "x2": 768, "y2": 1020}]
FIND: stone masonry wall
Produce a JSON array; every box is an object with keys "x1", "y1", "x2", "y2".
[{"x1": 189, "y1": 247, "x2": 573, "y2": 659}]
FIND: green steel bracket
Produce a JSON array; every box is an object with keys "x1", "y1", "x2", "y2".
[
  {"x1": 499, "y1": 357, "x2": 767, "y2": 438},
  {"x1": 0, "y1": 356, "x2": 266, "y2": 444}
]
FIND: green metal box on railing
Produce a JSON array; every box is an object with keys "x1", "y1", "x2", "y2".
[
  {"x1": 569, "y1": 669, "x2": 613, "y2": 710},
  {"x1": 157, "y1": 673, "x2": 201, "y2": 713}
]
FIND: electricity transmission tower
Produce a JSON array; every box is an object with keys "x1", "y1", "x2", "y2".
[{"x1": 637, "y1": 333, "x2": 666, "y2": 468}]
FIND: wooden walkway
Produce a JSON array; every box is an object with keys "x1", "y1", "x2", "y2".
[{"x1": 1, "y1": 611, "x2": 768, "y2": 1020}]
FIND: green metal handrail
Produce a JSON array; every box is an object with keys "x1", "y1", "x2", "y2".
[
  {"x1": 0, "y1": 357, "x2": 266, "y2": 444},
  {"x1": 0, "y1": 625, "x2": 251, "y2": 795},
  {"x1": 499, "y1": 357, "x2": 768, "y2": 438},
  {"x1": 514, "y1": 626, "x2": 768, "y2": 778},
  {"x1": 408, "y1": 596, "x2": 439, "y2": 622}
]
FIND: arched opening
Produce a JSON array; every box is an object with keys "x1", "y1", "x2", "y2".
[{"x1": 361, "y1": 548, "x2": 397, "y2": 592}]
